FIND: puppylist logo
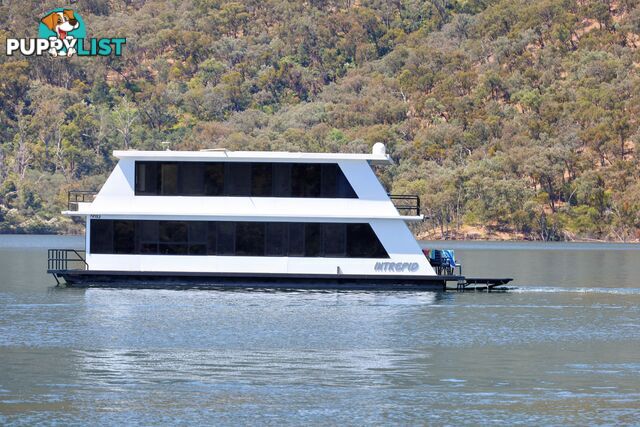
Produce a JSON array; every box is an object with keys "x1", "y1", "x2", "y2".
[{"x1": 6, "y1": 8, "x2": 126, "y2": 57}]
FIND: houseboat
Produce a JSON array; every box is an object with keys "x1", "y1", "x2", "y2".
[{"x1": 47, "y1": 144, "x2": 511, "y2": 291}]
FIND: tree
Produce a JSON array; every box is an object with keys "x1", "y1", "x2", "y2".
[
  {"x1": 112, "y1": 97, "x2": 139, "y2": 149},
  {"x1": 219, "y1": 2, "x2": 250, "y2": 37}
]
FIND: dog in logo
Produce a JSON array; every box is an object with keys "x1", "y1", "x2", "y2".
[{"x1": 40, "y1": 9, "x2": 79, "y2": 56}]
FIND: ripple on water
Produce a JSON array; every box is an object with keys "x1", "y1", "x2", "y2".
[{"x1": 2, "y1": 237, "x2": 640, "y2": 425}]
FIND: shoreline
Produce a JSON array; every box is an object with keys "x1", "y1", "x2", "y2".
[{"x1": 416, "y1": 226, "x2": 640, "y2": 244}]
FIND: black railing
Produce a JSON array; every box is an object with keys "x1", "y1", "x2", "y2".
[
  {"x1": 388, "y1": 194, "x2": 421, "y2": 216},
  {"x1": 68, "y1": 190, "x2": 97, "y2": 211},
  {"x1": 47, "y1": 249, "x2": 88, "y2": 272}
]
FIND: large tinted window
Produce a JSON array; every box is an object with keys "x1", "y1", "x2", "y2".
[
  {"x1": 323, "y1": 223, "x2": 346, "y2": 257},
  {"x1": 272, "y1": 163, "x2": 291, "y2": 197},
  {"x1": 160, "y1": 163, "x2": 178, "y2": 195},
  {"x1": 251, "y1": 164, "x2": 273, "y2": 197},
  {"x1": 347, "y1": 224, "x2": 388, "y2": 258},
  {"x1": 179, "y1": 163, "x2": 204, "y2": 195},
  {"x1": 204, "y1": 163, "x2": 224, "y2": 196},
  {"x1": 134, "y1": 161, "x2": 356, "y2": 198},
  {"x1": 225, "y1": 163, "x2": 251, "y2": 196},
  {"x1": 292, "y1": 164, "x2": 321, "y2": 197},
  {"x1": 266, "y1": 222, "x2": 287, "y2": 256},
  {"x1": 206, "y1": 222, "x2": 217, "y2": 255},
  {"x1": 90, "y1": 220, "x2": 388, "y2": 258},
  {"x1": 320, "y1": 164, "x2": 355, "y2": 198},
  {"x1": 288, "y1": 223, "x2": 305, "y2": 256},
  {"x1": 159, "y1": 221, "x2": 188, "y2": 255},
  {"x1": 113, "y1": 220, "x2": 135, "y2": 254},
  {"x1": 135, "y1": 162, "x2": 159, "y2": 195},
  {"x1": 217, "y1": 222, "x2": 235, "y2": 255},
  {"x1": 90, "y1": 220, "x2": 113, "y2": 254},
  {"x1": 189, "y1": 222, "x2": 207, "y2": 255},
  {"x1": 138, "y1": 220, "x2": 158, "y2": 254},
  {"x1": 305, "y1": 223, "x2": 322, "y2": 257},
  {"x1": 236, "y1": 222, "x2": 265, "y2": 256}
]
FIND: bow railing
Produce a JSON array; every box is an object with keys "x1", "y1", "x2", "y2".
[
  {"x1": 47, "y1": 249, "x2": 88, "y2": 272},
  {"x1": 388, "y1": 194, "x2": 421, "y2": 216},
  {"x1": 68, "y1": 190, "x2": 97, "y2": 211}
]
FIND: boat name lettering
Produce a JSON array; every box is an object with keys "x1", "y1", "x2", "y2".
[
  {"x1": 374, "y1": 262, "x2": 419, "y2": 272},
  {"x1": 90, "y1": 215, "x2": 101, "y2": 219}
]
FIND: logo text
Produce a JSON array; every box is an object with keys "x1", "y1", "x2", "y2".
[{"x1": 374, "y1": 262, "x2": 419, "y2": 272}]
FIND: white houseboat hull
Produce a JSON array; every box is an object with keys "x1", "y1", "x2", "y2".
[{"x1": 49, "y1": 145, "x2": 512, "y2": 291}]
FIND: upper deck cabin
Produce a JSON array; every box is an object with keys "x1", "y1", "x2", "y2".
[{"x1": 65, "y1": 145, "x2": 421, "y2": 221}]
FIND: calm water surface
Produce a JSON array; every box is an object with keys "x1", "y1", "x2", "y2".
[{"x1": 1, "y1": 236, "x2": 639, "y2": 425}]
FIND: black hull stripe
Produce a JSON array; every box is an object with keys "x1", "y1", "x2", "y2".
[
  {"x1": 49, "y1": 271, "x2": 511, "y2": 291},
  {"x1": 52, "y1": 270, "x2": 458, "y2": 290}
]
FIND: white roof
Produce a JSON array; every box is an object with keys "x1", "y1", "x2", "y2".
[{"x1": 114, "y1": 149, "x2": 393, "y2": 165}]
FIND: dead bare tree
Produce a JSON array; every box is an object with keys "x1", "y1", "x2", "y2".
[
  {"x1": 14, "y1": 107, "x2": 33, "y2": 180},
  {"x1": 113, "y1": 97, "x2": 138, "y2": 149}
]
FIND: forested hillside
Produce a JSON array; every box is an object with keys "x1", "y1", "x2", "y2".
[{"x1": 1, "y1": 0, "x2": 640, "y2": 240}]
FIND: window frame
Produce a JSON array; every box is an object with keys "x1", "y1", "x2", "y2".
[
  {"x1": 90, "y1": 220, "x2": 388, "y2": 259},
  {"x1": 134, "y1": 161, "x2": 357, "y2": 199}
]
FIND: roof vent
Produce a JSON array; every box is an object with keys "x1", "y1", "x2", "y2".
[{"x1": 372, "y1": 142, "x2": 386, "y2": 156}]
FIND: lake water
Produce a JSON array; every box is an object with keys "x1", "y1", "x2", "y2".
[{"x1": 1, "y1": 235, "x2": 639, "y2": 425}]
